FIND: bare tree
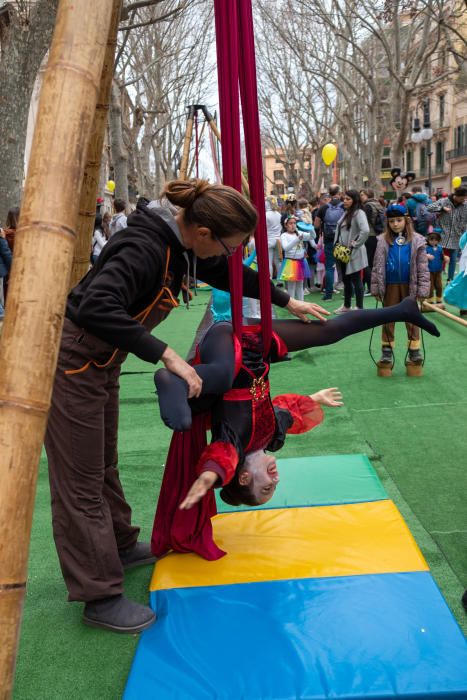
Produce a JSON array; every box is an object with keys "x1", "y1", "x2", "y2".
[
  {"x1": 255, "y1": 0, "x2": 465, "y2": 190},
  {"x1": 111, "y1": 0, "x2": 214, "y2": 201},
  {"x1": 0, "y1": 0, "x2": 59, "y2": 224}
]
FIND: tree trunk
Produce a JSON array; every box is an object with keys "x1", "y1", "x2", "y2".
[
  {"x1": 109, "y1": 80, "x2": 129, "y2": 201},
  {"x1": 0, "y1": 0, "x2": 114, "y2": 695},
  {"x1": 0, "y1": 0, "x2": 59, "y2": 225}
]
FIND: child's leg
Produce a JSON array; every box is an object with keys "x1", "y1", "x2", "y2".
[
  {"x1": 381, "y1": 284, "x2": 399, "y2": 349},
  {"x1": 271, "y1": 296, "x2": 439, "y2": 353},
  {"x1": 434, "y1": 272, "x2": 443, "y2": 302},
  {"x1": 154, "y1": 322, "x2": 236, "y2": 430},
  {"x1": 287, "y1": 280, "x2": 297, "y2": 299},
  {"x1": 296, "y1": 280, "x2": 304, "y2": 301},
  {"x1": 429, "y1": 272, "x2": 435, "y2": 301}
]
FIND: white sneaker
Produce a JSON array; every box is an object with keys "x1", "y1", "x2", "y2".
[{"x1": 334, "y1": 305, "x2": 351, "y2": 314}]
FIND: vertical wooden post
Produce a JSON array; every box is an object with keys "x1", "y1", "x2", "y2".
[
  {"x1": 0, "y1": 1, "x2": 114, "y2": 697},
  {"x1": 69, "y1": 0, "x2": 123, "y2": 288},
  {"x1": 179, "y1": 105, "x2": 196, "y2": 180}
]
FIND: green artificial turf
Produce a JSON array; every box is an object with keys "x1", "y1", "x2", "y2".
[{"x1": 13, "y1": 289, "x2": 466, "y2": 699}]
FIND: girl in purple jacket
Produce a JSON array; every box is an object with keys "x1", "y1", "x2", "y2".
[{"x1": 370, "y1": 204, "x2": 430, "y2": 373}]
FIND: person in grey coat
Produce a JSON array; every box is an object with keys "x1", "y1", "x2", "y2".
[
  {"x1": 427, "y1": 186, "x2": 467, "y2": 281},
  {"x1": 334, "y1": 189, "x2": 369, "y2": 313}
]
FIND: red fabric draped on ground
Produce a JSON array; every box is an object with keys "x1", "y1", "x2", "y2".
[{"x1": 151, "y1": 413, "x2": 226, "y2": 561}]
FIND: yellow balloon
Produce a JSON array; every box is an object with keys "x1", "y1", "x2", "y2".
[
  {"x1": 452, "y1": 176, "x2": 462, "y2": 189},
  {"x1": 106, "y1": 180, "x2": 116, "y2": 193},
  {"x1": 322, "y1": 143, "x2": 337, "y2": 166}
]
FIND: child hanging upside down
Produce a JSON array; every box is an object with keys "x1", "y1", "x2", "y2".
[{"x1": 152, "y1": 299, "x2": 439, "y2": 560}]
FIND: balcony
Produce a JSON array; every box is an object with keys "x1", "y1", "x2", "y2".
[
  {"x1": 431, "y1": 119, "x2": 449, "y2": 132},
  {"x1": 446, "y1": 145, "x2": 467, "y2": 160}
]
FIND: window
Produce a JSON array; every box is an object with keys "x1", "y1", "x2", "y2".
[
  {"x1": 435, "y1": 142, "x2": 444, "y2": 169},
  {"x1": 423, "y1": 99, "x2": 430, "y2": 127},
  {"x1": 439, "y1": 94, "x2": 445, "y2": 127},
  {"x1": 275, "y1": 158, "x2": 282, "y2": 164},
  {"x1": 454, "y1": 125, "x2": 467, "y2": 150},
  {"x1": 420, "y1": 146, "x2": 427, "y2": 173},
  {"x1": 406, "y1": 149, "x2": 413, "y2": 171},
  {"x1": 273, "y1": 170, "x2": 284, "y2": 181},
  {"x1": 276, "y1": 184, "x2": 285, "y2": 195},
  {"x1": 381, "y1": 146, "x2": 391, "y2": 169}
]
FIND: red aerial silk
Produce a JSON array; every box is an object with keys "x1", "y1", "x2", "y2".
[
  {"x1": 151, "y1": 413, "x2": 226, "y2": 561},
  {"x1": 214, "y1": 0, "x2": 271, "y2": 355},
  {"x1": 151, "y1": 0, "x2": 275, "y2": 561}
]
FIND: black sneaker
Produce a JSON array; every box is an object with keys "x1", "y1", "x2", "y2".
[
  {"x1": 83, "y1": 594, "x2": 156, "y2": 634},
  {"x1": 119, "y1": 542, "x2": 157, "y2": 570}
]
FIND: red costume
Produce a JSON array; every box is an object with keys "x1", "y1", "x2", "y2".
[{"x1": 151, "y1": 326, "x2": 323, "y2": 560}]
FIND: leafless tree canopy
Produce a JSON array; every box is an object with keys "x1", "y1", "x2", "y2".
[
  {"x1": 111, "y1": 0, "x2": 215, "y2": 201},
  {"x1": 254, "y1": 0, "x2": 466, "y2": 191}
]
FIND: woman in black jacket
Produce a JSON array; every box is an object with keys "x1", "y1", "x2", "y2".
[{"x1": 45, "y1": 179, "x2": 327, "y2": 634}]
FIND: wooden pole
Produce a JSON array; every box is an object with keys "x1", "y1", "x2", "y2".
[
  {"x1": 69, "y1": 0, "x2": 122, "y2": 288},
  {"x1": 422, "y1": 301, "x2": 467, "y2": 327},
  {"x1": 206, "y1": 116, "x2": 250, "y2": 195},
  {"x1": 179, "y1": 105, "x2": 195, "y2": 180},
  {"x1": 0, "y1": 1, "x2": 114, "y2": 697}
]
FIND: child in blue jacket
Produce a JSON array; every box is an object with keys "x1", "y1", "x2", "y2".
[{"x1": 425, "y1": 231, "x2": 449, "y2": 306}]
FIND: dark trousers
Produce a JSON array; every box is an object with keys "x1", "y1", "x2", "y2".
[
  {"x1": 363, "y1": 236, "x2": 377, "y2": 290},
  {"x1": 44, "y1": 319, "x2": 139, "y2": 602},
  {"x1": 429, "y1": 271, "x2": 443, "y2": 300},
  {"x1": 339, "y1": 262, "x2": 364, "y2": 309},
  {"x1": 382, "y1": 284, "x2": 419, "y2": 349},
  {"x1": 323, "y1": 239, "x2": 335, "y2": 297}
]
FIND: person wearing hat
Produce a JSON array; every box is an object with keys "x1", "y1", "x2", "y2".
[
  {"x1": 425, "y1": 230, "x2": 449, "y2": 307},
  {"x1": 427, "y1": 185, "x2": 467, "y2": 282},
  {"x1": 371, "y1": 203, "x2": 430, "y2": 373}
]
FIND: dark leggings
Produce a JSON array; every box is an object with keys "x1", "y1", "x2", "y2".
[
  {"x1": 339, "y1": 262, "x2": 364, "y2": 309},
  {"x1": 154, "y1": 297, "x2": 439, "y2": 431}
]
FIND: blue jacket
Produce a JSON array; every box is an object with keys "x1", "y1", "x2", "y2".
[
  {"x1": 426, "y1": 244, "x2": 444, "y2": 273},
  {"x1": 386, "y1": 239, "x2": 411, "y2": 284},
  {"x1": 407, "y1": 192, "x2": 430, "y2": 219},
  {"x1": 0, "y1": 237, "x2": 12, "y2": 278}
]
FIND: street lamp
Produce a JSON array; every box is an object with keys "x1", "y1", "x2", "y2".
[
  {"x1": 411, "y1": 117, "x2": 433, "y2": 195},
  {"x1": 287, "y1": 181, "x2": 294, "y2": 194}
]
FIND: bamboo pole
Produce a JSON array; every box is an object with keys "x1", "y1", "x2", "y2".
[
  {"x1": 206, "y1": 116, "x2": 250, "y2": 195},
  {"x1": 179, "y1": 105, "x2": 195, "y2": 180},
  {"x1": 0, "y1": 2, "x2": 114, "y2": 697},
  {"x1": 69, "y1": 0, "x2": 123, "y2": 289},
  {"x1": 422, "y1": 301, "x2": 467, "y2": 327}
]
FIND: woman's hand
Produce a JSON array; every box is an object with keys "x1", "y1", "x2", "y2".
[
  {"x1": 179, "y1": 471, "x2": 218, "y2": 510},
  {"x1": 310, "y1": 387, "x2": 343, "y2": 407},
  {"x1": 161, "y1": 346, "x2": 202, "y2": 398},
  {"x1": 286, "y1": 297, "x2": 330, "y2": 322}
]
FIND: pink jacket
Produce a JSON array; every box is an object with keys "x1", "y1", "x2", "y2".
[{"x1": 370, "y1": 232, "x2": 430, "y2": 299}]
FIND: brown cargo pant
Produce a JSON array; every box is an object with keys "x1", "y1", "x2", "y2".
[
  {"x1": 429, "y1": 271, "x2": 443, "y2": 301},
  {"x1": 44, "y1": 318, "x2": 140, "y2": 602},
  {"x1": 381, "y1": 283, "x2": 420, "y2": 349}
]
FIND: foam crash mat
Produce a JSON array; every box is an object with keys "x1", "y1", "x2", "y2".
[{"x1": 124, "y1": 454, "x2": 467, "y2": 699}]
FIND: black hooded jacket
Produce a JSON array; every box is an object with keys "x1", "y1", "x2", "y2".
[{"x1": 66, "y1": 203, "x2": 289, "y2": 365}]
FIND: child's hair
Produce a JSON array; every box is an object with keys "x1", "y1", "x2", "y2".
[
  {"x1": 384, "y1": 214, "x2": 414, "y2": 243},
  {"x1": 163, "y1": 179, "x2": 258, "y2": 239},
  {"x1": 219, "y1": 452, "x2": 261, "y2": 507},
  {"x1": 5, "y1": 207, "x2": 20, "y2": 229},
  {"x1": 113, "y1": 198, "x2": 127, "y2": 213}
]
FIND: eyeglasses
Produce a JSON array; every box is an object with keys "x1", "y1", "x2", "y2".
[{"x1": 213, "y1": 233, "x2": 238, "y2": 257}]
